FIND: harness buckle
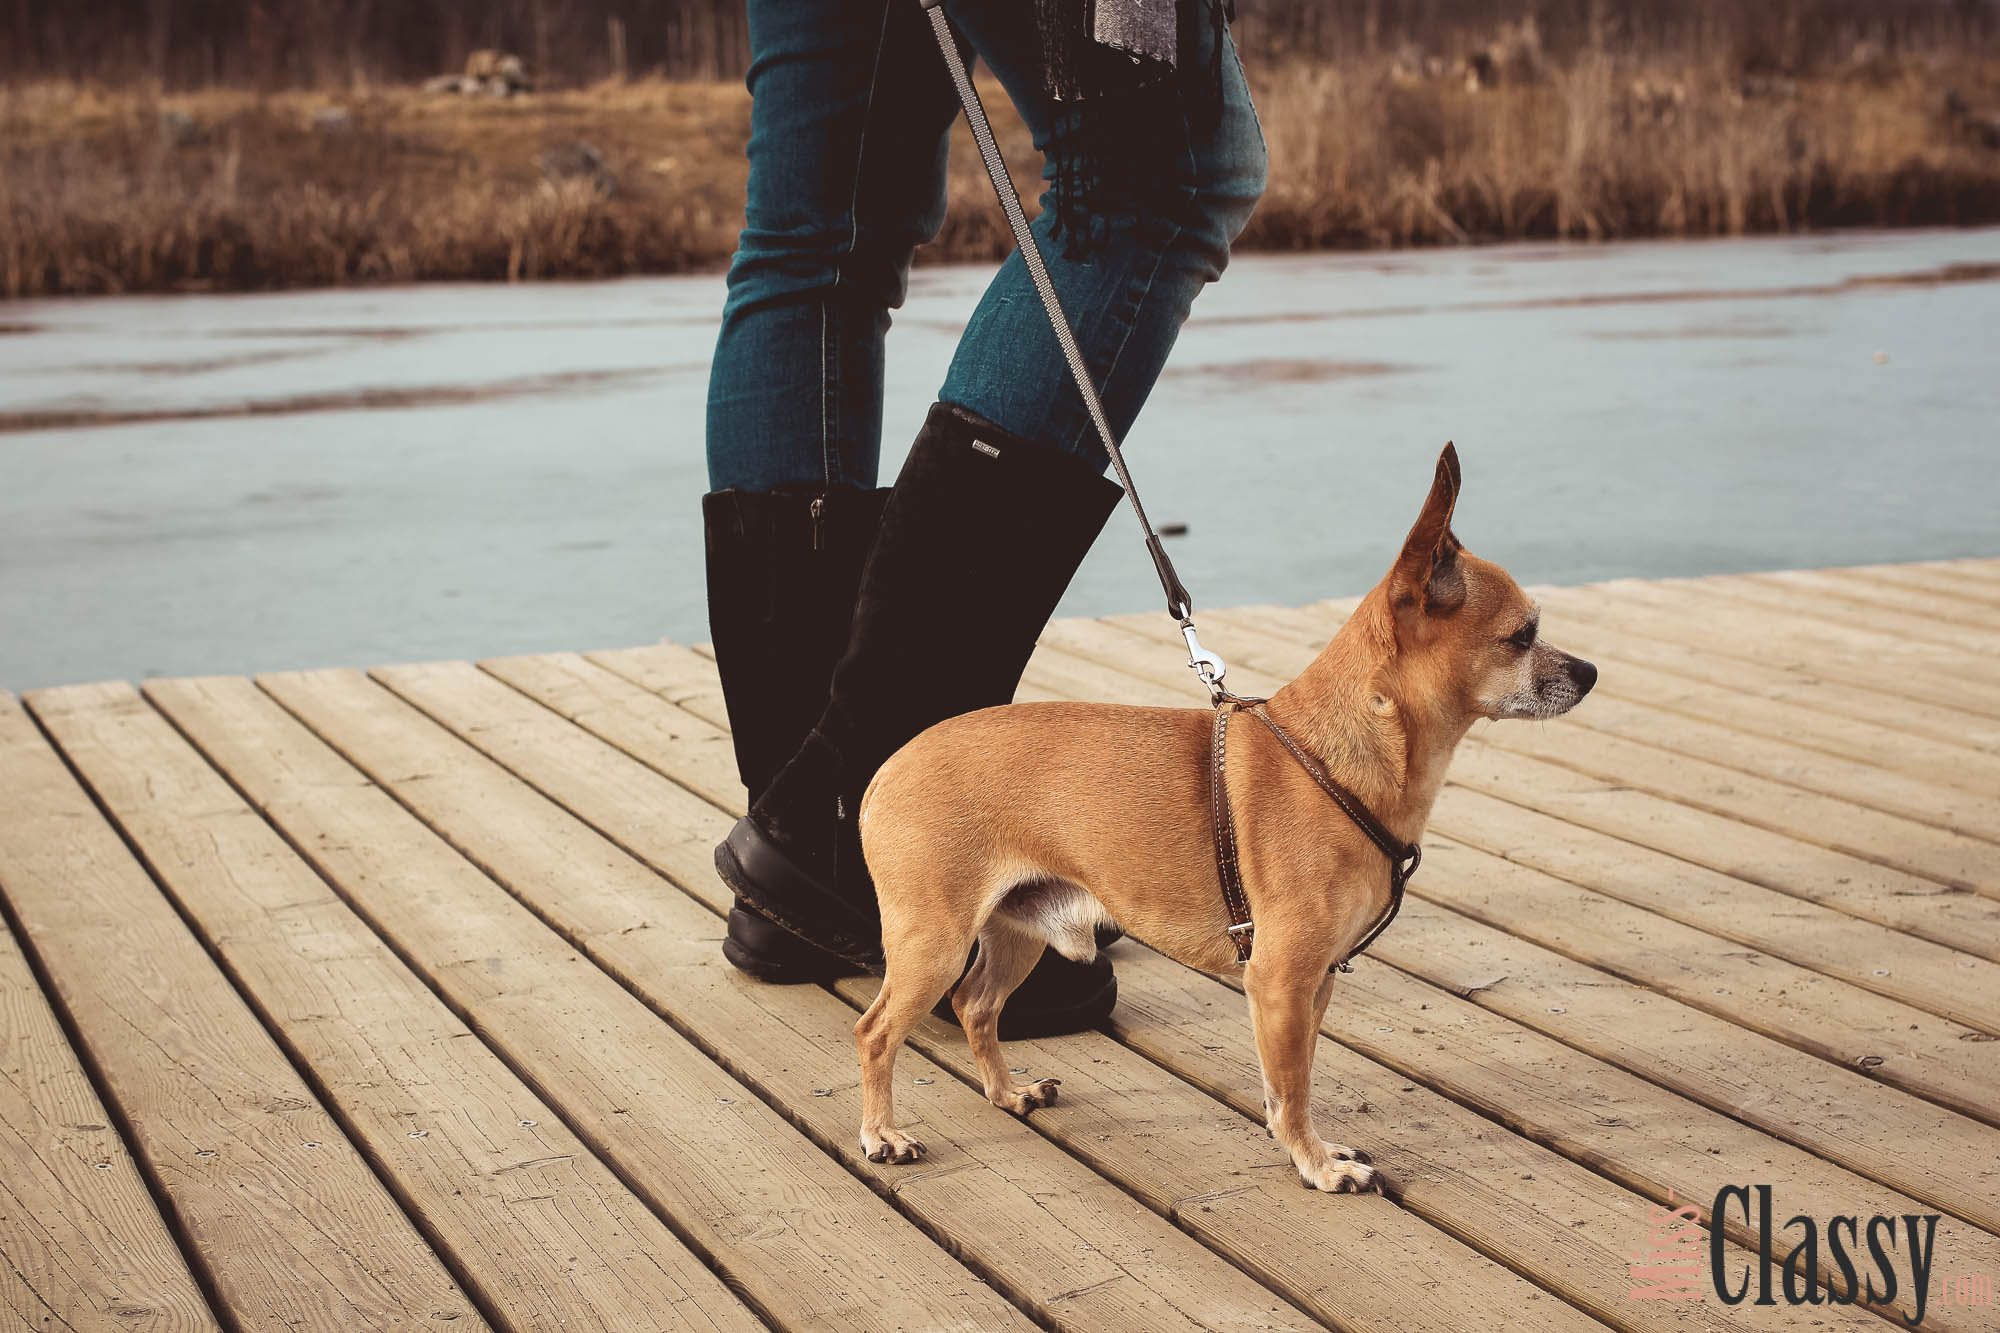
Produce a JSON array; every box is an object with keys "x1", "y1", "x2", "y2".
[
  {"x1": 1181, "y1": 620, "x2": 1228, "y2": 701},
  {"x1": 1227, "y1": 920, "x2": 1255, "y2": 936}
]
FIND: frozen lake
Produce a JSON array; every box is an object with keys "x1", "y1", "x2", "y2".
[{"x1": 3, "y1": 228, "x2": 1997, "y2": 691}]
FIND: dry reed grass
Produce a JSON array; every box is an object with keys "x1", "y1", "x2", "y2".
[
  {"x1": 5, "y1": 48, "x2": 1998, "y2": 297},
  {"x1": 1244, "y1": 52, "x2": 2000, "y2": 248}
]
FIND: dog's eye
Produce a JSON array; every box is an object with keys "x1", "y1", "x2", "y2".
[{"x1": 1504, "y1": 623, "x2": 1537, "y2": 651}]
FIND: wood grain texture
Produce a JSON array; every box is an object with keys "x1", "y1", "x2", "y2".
[
  {"x1": 1553, "y1": 580, "x2": 2000, "y2": 718},
  {"x1": 1748, "y1": 568, "x2": 2000, "y2": 633},
  {"x1": 1198, "y1": 603, "x2": 2000, "y2": 1031},
  {"x1": 30, "y1": 679, "x2": 767, "y2": 1333},
  {"x1": 1838, "y1": 563, "x2": 2000, "y2": 610},
  {"x1": 1532, "y1": 585, "x2": 2000, "y2": 754},
  {"x1": 1095, "y1": 942, "x2": 2000, "y2": 1332},
  {"x1": 0, "y1": 908, "x2": 218, "y2": 1333},
  {"x1": 1021, "y1": 617, "x2": 2000, "y2": 1230},
  {"x1": 1703, "y1": 572, "x2": 2000, "y2": 658},
  {"x1": 1427, "y1": 785, "x2": 2000, "y2": 1032},
  {"x1": 602, "y1": 640, "x2": 2000, "y2": 1328},
  {"x1": 461, "y1": 648, "x2": 1893, "y2": 1333},
  {"x1": 5, "y1": 560, "x2": 1995, "y2": 1326},
  {"x1": 374, "y1": 662, "x2": 1348, "y2": 1333},
  {"x1": 376, "y1": 656, "x2": 1602, "y2": 1333},
  {"x1": 1187, "y1": 601, "x2": 2000, "y2": 892},
  {"x1": 1094, "y1": 608, "x2": 2000, "y2": 963},
  {"x1": 147, "y1": 671, "x2": 1036, "y2": 1333},
  {"x1": 0, "y1": 694, "x2": 486, "y2": 1333},
  {"x1": 1488, "y1": 605, "x2": 2000, "y2": 793}
]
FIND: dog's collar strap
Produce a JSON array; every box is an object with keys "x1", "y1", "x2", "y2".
[{"x1": 1209, "y1": 697, "x2": 1420, "y2": 972}]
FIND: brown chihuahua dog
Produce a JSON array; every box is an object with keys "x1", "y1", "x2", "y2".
[{"x1": 853, "y1": 445, "x2": 1596, "y2": 1192}]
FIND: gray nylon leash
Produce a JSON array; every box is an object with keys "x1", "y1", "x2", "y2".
[{"x1": 918, "y1": 0, "x2": 1230, "y2": 699}]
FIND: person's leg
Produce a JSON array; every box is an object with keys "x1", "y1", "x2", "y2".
[
  {"x1": 941, "y1": 0, "x2": 1267, "y2": 469},
  {"x1": 718, "y1": 0, "x2": 1266, "y2": 1034},
  {"x1": 704, "y1": 0, "x2": 960, "y2": 493},
  {"x1": 703, "y1": 0, "x2": 958, "y2": 980}
]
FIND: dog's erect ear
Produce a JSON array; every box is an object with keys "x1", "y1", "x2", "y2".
[{"x1": 1389, "y1": 444, "x2": 1465, "y2": 618}]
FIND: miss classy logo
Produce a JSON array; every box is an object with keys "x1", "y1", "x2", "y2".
[{"x1": 1629, "y1": 1186, "x2": 1992, "y2": 1327}]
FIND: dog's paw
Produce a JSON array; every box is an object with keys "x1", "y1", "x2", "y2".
[
  {"x1": 1323, "y1": 1140, "x2": 1372, "y2": 1165},
  {"x1": 1299, "y1": 1158, "x2": 1383, "y2": 1195},
  {"x1": 861, "y1": 1126, "x2": 926, "y2": 1165},
  {"x1": 997, "y1": 1078, "x2": 1060, "y2": 1116}
]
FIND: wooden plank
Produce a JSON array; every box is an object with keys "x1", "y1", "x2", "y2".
[
  {"x1": 1468, "y1": 707, "x2": 2000, "y2": 894},
  {"x1": 584, "y1": 644, "x2": 732, "y2": 718},
  {"x1": 1085, "y1": 611, "x2": 2000, "y2": 963},
  {"x1": 359, "y1": 671, "x2": 1343, "y2": 1333},
  {"x1": 1706, "y1": 572, "x2": 2000, "y2": 656},
  {"x1": 536, "y1": 644, "x2": 1984, "y2": 1320},
  {"x1": 1409, "y1": 828, "x2": 2000, "y2": 1110},
  {"x1": 1458, "y1": 606, "x2": 2000, "y2": 793},
  {"x1": 1192, "y1": 605, "x2": 2000, "y2": 895},
  {"x1": 29, "y1": 681, "x2": 769, "y2": 1333},
  {"x1": 1364, "y1": 894, "x2": 2000, "y2": 1217},
  {"x1": 1752, "y1": 568, "x2": 2000, "y2": 632},
  {"x1": 1090, "y1": 941, "x2": 2000, "y2": 1331},
  {"x1": 1220, "y1": 598, "x2": 2000, "y2": 833},
  {"x1": 586, "y1": 640, "x2": 1071, "y2": 711},
  {"x1": 1913, "y1": 557, "x2": 2000, "y2": 578},
  {"x1": 1556, "y1": 580, "x2": 2000, "y2": 717},
  {"x1": 856, "y1": 949, "x2": 1936, "y2": 1330},
  {"x1": 1498, "y1": 681, "x2": 2000, "y2": 840},
  {"x1": 373, "y1": 657, "x2": 1603, "y2": 1333},
  {"x1": 0, "y1": 910, "x2": 219, "y2": 1333},
  {"x1": 0, "y1": 695, "x2": 487, "y2": 1332},
  {"x1": 1045, "y1": 616, "x2": 2000, "y2": 1072},
  {"x1": 456, "y1": 654, "x2": 1907, "y2": 1333},
  {"x1": 1021, "y1": 620, "x2": 2000, "y2": 1196},
  {"x1": 1834, "y1": 563, "x2": 2000, "y2": 611},
  {"x1": 1448, "y1": 741, "x2": 2000, "y2": 959},
  {"x1": 1528, "y1": 585, "x2": 2000, "y2": 755},
  {"x1": 145, "y1": 674, "x2": 1040, "y2": 1333},
  {"x1": 483, "y1": 652, "x2": 743, "y2": 812},
  {"x1": 1899, "y1": 558, "x2": 2000, "y2": 590},
  {"x1": 1430, "y1": 785, "x2": 2000, "y2": 1033}
]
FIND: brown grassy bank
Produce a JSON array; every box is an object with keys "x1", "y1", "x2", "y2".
[{"x1": 5, "y1": 49, "x2": 2000, "y2": 298}]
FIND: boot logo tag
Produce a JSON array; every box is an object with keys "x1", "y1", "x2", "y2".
[{"x1": 971, "y1": 439, "x2": 1001, "y2": 459}]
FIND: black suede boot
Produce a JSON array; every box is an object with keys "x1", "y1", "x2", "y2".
[
  {"x1": 703, "y1": 485, "x2": 887, "y2": 983},
  {"x1": 716, "y1": 403, "x2": 1125, "y2": 1035}
]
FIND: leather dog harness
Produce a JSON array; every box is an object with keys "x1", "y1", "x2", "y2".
[{"x1": 1210, "y1": 696, "x2": 1421, "y2": 971}]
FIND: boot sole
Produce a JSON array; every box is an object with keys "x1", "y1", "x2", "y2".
[
  {"x1": 722, "y1": 906, "x2": 864, "y2": 984},
  {"x1": 932, "y1": 964, "x2": 1119, "y2": 1040},
  {"x1": 714, "y1": 817, "x2": 883, "y2": 970}
]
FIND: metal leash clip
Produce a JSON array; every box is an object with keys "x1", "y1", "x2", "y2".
[{"x1": 1181, "y1": 619, "x2": 1229, "y2": 701}]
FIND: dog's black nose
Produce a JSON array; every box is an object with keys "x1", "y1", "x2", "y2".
[{"x1": 1568, "y1": 656, "x2": 1598, "y2": 699}]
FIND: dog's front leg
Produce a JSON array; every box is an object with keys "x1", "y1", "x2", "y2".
[{"x1": 1245, "y1": 958, "x2": 1381, "y2": 1194}]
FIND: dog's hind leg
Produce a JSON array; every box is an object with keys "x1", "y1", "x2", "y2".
[
  {"x1": 855, "y1": 923, "x2": 970, "y2": 1164},
  {"x1": 1246, "y1": 956, "x2": 1381, "y2": 1194},
  {"x1": 952, "y1": 919, "x2": 1060, "y2": 1115}
]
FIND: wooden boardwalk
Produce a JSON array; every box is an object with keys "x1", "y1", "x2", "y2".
[{"x1": 4, "y1": 559, "x2": 1998, "y2": 1333}]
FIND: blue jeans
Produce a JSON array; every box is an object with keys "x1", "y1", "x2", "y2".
[{"x1": 705, "y1": 0, "x2": 1266, "y2": 491}]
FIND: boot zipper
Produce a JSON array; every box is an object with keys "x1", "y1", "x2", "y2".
[{"x1": 810, "y1": 495, "x2": 825, "y2": 551}]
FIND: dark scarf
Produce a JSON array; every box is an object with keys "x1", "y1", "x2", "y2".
[{"x1": 1028, "y1": 0, "x2": 1236, "y2": 255}]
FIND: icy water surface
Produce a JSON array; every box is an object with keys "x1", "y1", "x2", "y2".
[{"x1": 2, "y1": 229, "x2": 1997, "y2": 689}]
